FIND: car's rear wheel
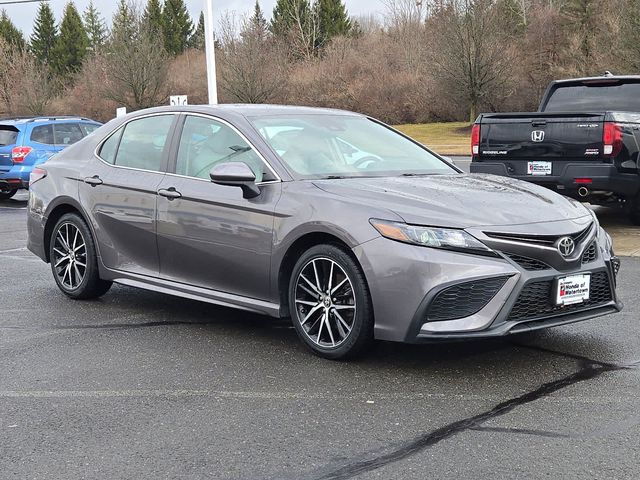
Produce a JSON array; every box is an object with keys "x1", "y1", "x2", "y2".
[
  {"x1": 288, "y1": 244, "x2": 373, "y2": 359},
  {"x1": 0, "y1": 188, "x2": 17, "y2": 200},
  {"x1": 49, "y1": 213, "x2": 112, "y2": 299}
]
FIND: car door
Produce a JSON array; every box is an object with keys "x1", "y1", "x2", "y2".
[
  {"x1": 156, "y1": 114, "x2": 281, "y2": 301},
  {"x1": 79, "y1": 113, "x2": 177, "y2": 277}
]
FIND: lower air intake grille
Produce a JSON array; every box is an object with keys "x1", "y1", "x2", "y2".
[
  {"x1": 507, "y1": 271, "x2": 612, "y2": 322},
  {"x1": 504, "y1": 253, "x2": 551, "y2": 271},
  {"x1": 581, "y1": 242, "x2": 598, "y2": 264},
  {"x1": 427, "y1": 276, "x2": 509, "y2": 322}
]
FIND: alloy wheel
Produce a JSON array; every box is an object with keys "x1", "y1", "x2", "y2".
[
  {"x1": 294, "y1": 257, "x2": 356, "y2": 348},
  {"x1": 52, "y1": 222, "x2": 87, "y2": 290}
]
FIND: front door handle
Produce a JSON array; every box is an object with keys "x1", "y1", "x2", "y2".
[
  {"x1": 84, "y1": 175, "x2": 103, "y2": 186},
  {"x1": 157, "y1": 187, "x2": 182, "y2": 200}
]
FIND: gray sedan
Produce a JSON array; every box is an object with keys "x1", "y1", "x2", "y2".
[{"x1": 26, "y1": 105, "x2": 622, "y2": 359}]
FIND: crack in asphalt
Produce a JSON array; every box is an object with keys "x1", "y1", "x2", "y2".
[
  {"x1": 305, "y1": 358, "x2": 637, "y2": 480},
  {"x1": 469, "y1": 426, "x2": 572, "y2": 438},
  {"x1": 0, "y1": 320, "x2": 211, "y2": 330},
  {"x1": 511, "y1": 342, "x2": 621, "y2": 369}
]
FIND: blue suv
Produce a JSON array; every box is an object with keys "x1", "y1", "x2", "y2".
[{"x1": 0, "y1": 116, "x2": 102, "y2": 199}]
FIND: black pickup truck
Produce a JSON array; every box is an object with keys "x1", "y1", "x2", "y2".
[{"x1": 470, "y1": 75, "x2": 640, "y2": 224}]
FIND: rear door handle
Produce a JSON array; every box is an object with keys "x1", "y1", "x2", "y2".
[
  {"x1": 84, "y1": 175, "x2": 103, "y2": 186},
  {"x1": 157, "y1": 187, "x2": 182, "y2": 199}
]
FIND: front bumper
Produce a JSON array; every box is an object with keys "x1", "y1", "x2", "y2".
[
  {"x1": 470, "y1": 162, "x2": 639, "y2": 199},
  {"x1": 354, "y1": 232, "x2": 621, "y2": 343}
]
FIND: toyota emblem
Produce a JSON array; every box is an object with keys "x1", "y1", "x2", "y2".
[{"x1": 556, "y1": 236, "x2": 575, "y2": 257}]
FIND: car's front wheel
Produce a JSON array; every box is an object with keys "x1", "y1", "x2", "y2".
[
  {"x1": 0, "y1": 188, "x2": 17, "y2": 200},
  {"x1": 49, "y1": 213, "x2": 112, "y2": 299},
  {"x1": 288, "y1": 244, "x2": 374, "y2": 359}
]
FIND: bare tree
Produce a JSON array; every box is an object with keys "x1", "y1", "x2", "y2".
[
  {"x1": 218, "y1": 13, "x2": 288, "y2": 103},
  {"x1": 101, "y1": 5, "x2": 169, "y2": 111},
  {"x1": 0, "y1": 38, "x2": 54, "y2": 115},
  {"x1": 430, "y1": 0, "x2": 516, "y2": 122}
]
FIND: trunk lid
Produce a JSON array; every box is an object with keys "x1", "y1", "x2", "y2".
[{"x1": 0, "y1": 124, "x2": 20, "y2": 174}]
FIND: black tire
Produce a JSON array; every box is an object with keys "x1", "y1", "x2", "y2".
[
  {"x1": 0, "y1": 189, "x2": 17, "y2": 200},
  {"x1": 49, "y1": 212, "x2": 112, "y2": 299},
  {"x1": 629, "y1": 195, "x2": 640, "y2": 226},
  {"x1": 288, "y1": 244, "x2": 374, "y2": 360}
]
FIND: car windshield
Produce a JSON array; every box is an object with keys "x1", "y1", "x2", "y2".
[{"x1": 250, "y1": 114, "x2": 456, "y2": 179}]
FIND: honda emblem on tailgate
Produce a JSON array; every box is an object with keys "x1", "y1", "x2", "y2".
[{"x1": 531, "y1": 130, "x2": 545, "y2": 142}]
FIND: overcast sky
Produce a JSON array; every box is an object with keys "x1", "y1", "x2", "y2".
[{"x1": 1, "y1": 0, "x2": 384, "y2": 37}]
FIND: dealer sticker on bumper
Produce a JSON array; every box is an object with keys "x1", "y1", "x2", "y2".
[
  {"x1": 556, "y1": 274, "x2": 591, "y2": 306},
  {"x1": 527, "y1": 161, "x2": 552, "y2": 175}
]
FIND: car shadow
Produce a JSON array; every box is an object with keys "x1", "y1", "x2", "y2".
[{"x1": 88, "y1": 284, "x2": 619, "y2": 375}]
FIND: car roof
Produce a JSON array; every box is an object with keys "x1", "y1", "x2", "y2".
[
  {"x1": 0, "y1": 116, "x2": 100, "y2": 125},
  {"x1": 551, "y1": 75, "x2": 640, "y2": 86},
  {"x1": 129, "y1": 104, "x2": 365, "y2": 118}
]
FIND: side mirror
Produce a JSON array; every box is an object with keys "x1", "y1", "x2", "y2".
[{"x1": 209, "y1": 162, "x2": 261, "y2": 198}]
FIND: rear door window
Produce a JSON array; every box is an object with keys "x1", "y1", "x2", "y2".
[
  {"x1": 0, "y1": 125, "x2": 19, "y2": 146},
  {"x1": 54, "y1": 123, "x2": 84, "y2": 145},
  {"x1": 30, "y1": 125, "x2": 54, "y2": 145},
  {"x1": 114, "y1": 115, "x2": 174, "y2": 172}
]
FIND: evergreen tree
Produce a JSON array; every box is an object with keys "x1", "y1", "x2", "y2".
[
  {"x1": 0, "y1": 10, "x2": 25, "y2": 50},
  {"x1": 83, "y1": 1, "x2": 107, "y2": 52},
  {"x1": 188, "y1": 11, "x2": 205, "y2": 50},
  {"x1": 30, "y1": 1, "x2": 57, "y2": 64},
  {"x1": 143, "y1": 0, "x2": 164, "y2": 36},
  {"x1": 561, "y1": 0, "x2": 598, "y2": 73},
  {"x1": 316, "y1": 0, "x2": 351, "y2": 45},
  {"x1": 162, "y1": 0, "x2": 193, "y2": 55},
  {"x1": 112, "y1": 0, "x2": 136, "y2": 39},
  {"x1": 270, "y1": 0, "x2": 311, "y2": 38},
  {"x1": 251, "y1": 1, "x2": 268, "y2": 35},
  {"x1": 51, "y1": 2, "x2": 89, "y2": 77}
]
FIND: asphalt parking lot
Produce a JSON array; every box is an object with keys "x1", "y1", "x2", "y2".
[{"x1": 1, "y1": 190, "x2": 639, "y2": 480}]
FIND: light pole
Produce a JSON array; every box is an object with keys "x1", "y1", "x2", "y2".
[{"x1": 203, "y1": 0, "x2": 218, "y2": 105}]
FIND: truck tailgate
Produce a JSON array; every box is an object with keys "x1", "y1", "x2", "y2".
[{"x1": 477, "y1": 113, "x2": 605, "y2": 162}]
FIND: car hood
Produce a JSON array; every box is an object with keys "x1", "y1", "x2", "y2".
[{"x1": 312, "y1": 174, "x2": 591, "y2": 228}]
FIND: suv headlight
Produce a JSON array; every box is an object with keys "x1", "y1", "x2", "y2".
[{"x1": 370, "y1": 219, "x2": 496, "y2": 256}]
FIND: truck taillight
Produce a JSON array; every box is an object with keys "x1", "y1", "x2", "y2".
[
  {"x1": 30, "y1": 167, "x2": 47, "y2": 185},
  {"x1": 11, "y1": 146, "x2": 33, "y2": 163},
  {"x1": 603, "y1": 122, "x2": 622, "y2": 156},
  {"x1": 471, "y1": 124, "x2": 480, "y2": 156}
]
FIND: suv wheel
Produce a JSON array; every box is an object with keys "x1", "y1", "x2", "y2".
[
  {"x1": 288, "y1": 244, "x2": 374, "y2": 360},
  {"x1": 49, "y1": 213, "x2": 112, "y2": 299},
  {"x1": 0, "y1": 188, "x2": 17, "y2": 200},
  {"x1": 629, "y1": 195, "x2": 640, "y2": 226}
]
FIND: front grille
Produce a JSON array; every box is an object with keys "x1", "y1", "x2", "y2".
[
  {"x1": 485, "y1": 223, "x2": 593, "y2": 247},
  {"x1": 581, "y1": 242, "x2": 598, "y2": 264},
  {"x1": 507, "y1": 271, "x2": 612, "y2": 322},
  {"x1": 427, "y1": 276, "x2": 509, "y2": 322},
  {"x1": 504, "y1": 252, "x2": 551, "y2": 271}
]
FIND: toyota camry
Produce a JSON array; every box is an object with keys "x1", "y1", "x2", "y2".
[{"x1": 27, "y1": 105, "x2": 622, "y2": 359}]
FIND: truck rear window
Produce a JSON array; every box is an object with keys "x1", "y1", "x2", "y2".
[
  {"x1": 0, "y1": 125, "x2": 18, "y2": 146},
  {"x1": 543, "y1": 82, "x2": 640, "y2": 112}
]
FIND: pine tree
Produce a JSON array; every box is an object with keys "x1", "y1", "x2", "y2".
[
  {"x1": 51, "y1": 2, "x2": 89, "y2": 77},
  {"x1": 0, "y1": 10, "x2": 25, "y2": 50},
  {"x1": 162, "y1": 0, "x2": 193, "y2": 55},
  {"x1": 83, "y1": 1, "x2": 107, "y2": 52},
  {"x1": 143, "y1": 0, "x2": 163, "y2": 36},
  {"x1": 270, "y1": 0, "x2": 311, "y2": 38},
  {"x1": 251, "y1": 1, "x2": 268, "y2": 35},
  {"x1": 188, "y1": 11, "x2": 205, "y2": 50},
  {"x1": 316, "y1": 0, "x2": 351, "y2": 45},
  {"x1": 30, "y1": 2, "x2": 57, "y2": 64},
  {"x1": 112, "y1": 0, "x2": 137, "y2": 40}
]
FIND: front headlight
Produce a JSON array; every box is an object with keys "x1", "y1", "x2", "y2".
[{"x1": 370, "y1": 219, "x2": 496, "y2": 256}]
